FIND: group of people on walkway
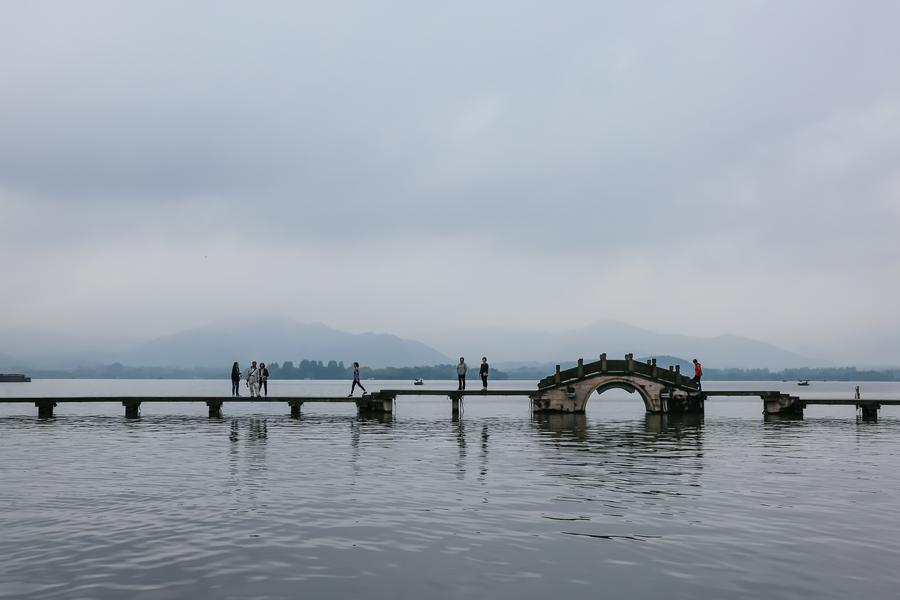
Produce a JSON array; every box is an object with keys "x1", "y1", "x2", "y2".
[
  {"x1": 455, "y1": 356, "x2": 490, "y2": 391},
  {"x1": 229, "y1": 356, "x2": 700, "y2": 396},
  {"x1": 231, "y1": 361, "x2": 269, "y2": 397},
  {"x1": 229, "y1": 356, "x2": 494, "y2": 397}
]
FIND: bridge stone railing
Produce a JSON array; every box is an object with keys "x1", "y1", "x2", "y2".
[{"x1": 537, "y1": 354, "x2": 697, "y2": 390}]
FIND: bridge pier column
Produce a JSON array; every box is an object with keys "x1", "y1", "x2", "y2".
[
  {"x1": 35, "y1": 400, "x2": 56, "y2": 419},
  {"x1": 450, "y1": 393, "x2": 462, "y2": 417},
  {"x1": 356, "y1": 394, "x2": 394, "y2": 417},
  {"x1": 206, "y1": 400, "x2": 224, "y2": 419},
  {"x1": 763, "y1": 394, "x2": 804, "y2": 417},
  {"x1": 123, "y1": 400, "x2": 141, "y2": 419},
  {"x1": 530, "y1": 387, "x2": 588, "y2": 413},
  {"x1": 858, "y1": 402, "x2": 880, "y2": 422},
  {"x1": 660, "y1": 392, "x2": 704, "y2": 414},
  {"x1": 288, "y1": 400, "x2": 303, "y2": 418}
]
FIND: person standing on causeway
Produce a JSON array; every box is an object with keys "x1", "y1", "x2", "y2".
[
  {"x1": 479, "y1": 357, "x2": 489, "y2": 391},
  {"x1": 231, "y1": 362, "x2": 241, "y2": 397},
  {"x1": 247, "y1": 361, "x2": 260, "y2": 398},
  {"x1": 692, "y1": 358, "x2": 703, "y2": 391},
  {"x1": 348, "y1": 362, "x2": 367, "y2": 397},
  {"x1": 259, "y1": 362, "x2": 269, "y2": 397},
  {"x1": 457, "y1": 357, "x2": 468, "y2": 390}
]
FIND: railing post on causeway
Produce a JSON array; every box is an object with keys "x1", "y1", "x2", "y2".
[
  {"x1": 626, "y1": 353, "x2": 634, "y2": 372},
  {"x1": 600, "y1": 353, "x2": 607, "y2": 372},
  {"x1": 577, "y1": 358, "x2": 584, "y2": 378},
  {"x1": 651, "y1": 358, "x2": 658, "y2": 379},
  {"x1": 555, "y1": 365, "x2": 561, "y2": 385},
  {"x1": 674, "y1": 365, "x2": 681, "y2": 382}
]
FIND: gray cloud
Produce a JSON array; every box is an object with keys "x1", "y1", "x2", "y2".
[{"x1": 2, "y1": 1, "x2": 899, "y2": 364}]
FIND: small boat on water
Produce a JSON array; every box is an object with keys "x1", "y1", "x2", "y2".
[
  {"x1": 0, "y1": 373, "x2": 31, "y2": 383},
  {"x1": 413, "y1": 379, "x2": 424, "y2": 386},
  {"x1": 797, "y1": 380, "x2": 810, "y2": 386}
]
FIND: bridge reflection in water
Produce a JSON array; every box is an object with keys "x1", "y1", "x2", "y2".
[{"x1": 529, "y1": 412, "x2": 705, "y2": 496}]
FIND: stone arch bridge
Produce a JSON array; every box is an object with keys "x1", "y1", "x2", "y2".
[{"x1": 530, "y1": 353, "x2": 703, "y2": 414}]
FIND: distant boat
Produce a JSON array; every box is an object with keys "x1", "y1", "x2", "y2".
[
  {"x1": 413, "y1": 379, "x2": 424, "y2": 386},
  {"x1": 0, "y1": 374, "x2": 31, "y2": 383},
  {"x1": 797, "y1": 380, "x2": 810, "y2": 386}
]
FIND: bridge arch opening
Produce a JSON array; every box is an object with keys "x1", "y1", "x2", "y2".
[{"x1": 585, "y1": 380, "x2": 654, "y2": 413}]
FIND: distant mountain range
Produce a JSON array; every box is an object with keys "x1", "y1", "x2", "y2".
[
  {"x1": 0, "y1": 317, "x2": 450, "y2": 370},
  {"x1": 424, "y1": 320, "x2": 822, "y2": 370},
  {"x1": 0, "y1": 316, "x2": 826, "y2": 372}
]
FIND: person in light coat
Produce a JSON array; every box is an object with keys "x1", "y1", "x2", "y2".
[
  {"x1": 457, "y1": 357, "x2": 468, "y2": 391},
  {"x1": 247, "y1": 361, "x2": 260, "y2": 398}
]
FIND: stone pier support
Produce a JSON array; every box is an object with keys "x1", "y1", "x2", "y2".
[
  {"x1": 356, "y1": 394, "x2": 394, "y2": 416},
  {"x1": 660, "y1": 392, "x2": 704, "y2": 414},
  {"x1": 123, "y1": 400, "x2": 141, "y2": 419},
  {"x1": 763, "y1": 394, "x2": 804, "y2": 417},
  {"x1": 858, "y1": 402, "x2": 880, "y2": 422},
  {"x1": 450, "y1": 393, "x2": 462, "y2": 418},
  {"x1": 288, "y1": 400, "x2": 303, "y2": 418},
  {"x1": 206, "y1": 400, "x2": 223, "y2": 419},
  {"x1": 35, "y1": 400, "x2": 56, "y2": 419}
]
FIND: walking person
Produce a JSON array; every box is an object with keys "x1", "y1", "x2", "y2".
[
  {"x1": 259, "y1": 362, "x2": 269, "y2": 397},
  {"x1": 247, "y1": 360, "x2": 260, "y2": 398},
  {"x1": 348, "y1": 362, "x2": 367, "y2": 397},
  {"x1": 231, "y1": 362, "x2": 241, "y2": 397},
  {"x1": 692, "y1": 358, "x2": 703, "y2": 391},
  {"x1": 457, "y1": 357, "x2": 468, "y2": 390},
  {"x1": 479, "y1": 357, "x2": 489, "y2": 391}
]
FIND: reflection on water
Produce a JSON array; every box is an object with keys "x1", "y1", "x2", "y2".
[{"x1": 2, "y1": 382, "x2": 900, "y2": 600}]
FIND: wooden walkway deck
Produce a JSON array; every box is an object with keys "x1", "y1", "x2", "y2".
[
  {"x1": 0, "y1": 389, "x2": 537, "y2": 418},
  {"x1": 1, "y1": 389, "x2": 899, "y2": 419}
]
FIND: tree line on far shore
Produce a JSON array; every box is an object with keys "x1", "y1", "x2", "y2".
[{"x1": 12, "y1": 361, "x2": 900, "y2": 382}]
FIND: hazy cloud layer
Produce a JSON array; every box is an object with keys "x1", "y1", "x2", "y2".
[{"x1": 2, "y1": 1, "x2": 899, "y2": 364}]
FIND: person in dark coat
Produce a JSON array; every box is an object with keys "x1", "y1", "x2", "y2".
[
  {"x1": 259, "y1": 362, "x2": 269, "y2": 397},
  {"x1": 348, "y1": 362, "x2": 367, "y2": 397},
  {"x1": 231, "y1": 362, "x2": 241, "y2": 397},
  {"x1": 479, "y1": 357, "x2": 489, "y2": 391}
]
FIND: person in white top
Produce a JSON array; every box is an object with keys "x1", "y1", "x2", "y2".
[{"x1": 246, "y1": 361, "x2": 260, "y2": 398}]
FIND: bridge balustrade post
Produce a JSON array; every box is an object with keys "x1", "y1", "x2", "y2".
[
  {"x1": 626, "y1": 354, "x2": 634, "y2": 372},
  {"x1": 651, "y1": 359, "x2": 658, "y2": 379},
  {"x1": 577, "y1": 358, "x2": 584, "y2": 378},
  {"x1": 600, "y1": 354, "x2": 607, "y2": 372},
  {"x1": 674, "y1": 365, "x2": 681, "y2": 381},
  {"x1": 555, "y1": 365, "x2": 561, "y2": 385}
]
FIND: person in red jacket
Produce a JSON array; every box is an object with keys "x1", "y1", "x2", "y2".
[{"x1": 692, "y1": 359, "x2": 703, "y2": 390}]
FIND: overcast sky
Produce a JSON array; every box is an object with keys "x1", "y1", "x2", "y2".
[{"x1": 1, "y1": 1, "x2": 899, "y2": 364}]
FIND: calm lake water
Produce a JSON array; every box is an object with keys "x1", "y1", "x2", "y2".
[{"x1": 2, "y1": 379, "x2": 899, "y2": 599}]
